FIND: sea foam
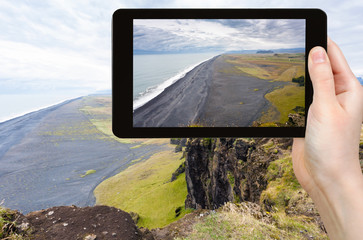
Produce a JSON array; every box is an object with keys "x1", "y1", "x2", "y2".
[{"x1": 133, "y1": 56, "x2": 215, "y2": 110}]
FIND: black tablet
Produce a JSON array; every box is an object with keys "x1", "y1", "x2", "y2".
[{"x1": 112, "y1": 9, "x2": 327, "y2": 138}]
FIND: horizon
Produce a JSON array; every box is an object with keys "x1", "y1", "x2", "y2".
[
  {"x1": 1, "y1": 1, "x2": 363, "y2": 121},
  {"x1": 133, "y1": 47, "x2": 306, "y2": 55}
]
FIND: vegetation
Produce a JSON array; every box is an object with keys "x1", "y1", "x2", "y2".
[
  {"x1": 178, "y1": 202, "x2": 327, "y2": 240},
  {"x1": 79, "y1": 96, "x2": 167, "y2": 145},
  {"x1": 264, "y1": 85, "x2": 305, "y2": 123},
  {"x1": 80, "y1": 169, "x2": 96, "y2": 178},
  {"x1": 292, "y1": 75, "x2": 305, "y2": 86},
  {"x1": 0, "y1": 206, "x2": 31, "y2": 239},
  {"x1": 179, "y1": 150, "x2": 327, "y2": 240},
  {"x1": 224, "y1": 53, "x2": 305, "y2": 82},
  {"x1": 94, "y1": 149, "x2": 189, "y2": 229}
]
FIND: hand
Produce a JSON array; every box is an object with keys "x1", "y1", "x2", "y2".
[{"x1": 292, "y1": 39, "x2": 363, "y2": 239}]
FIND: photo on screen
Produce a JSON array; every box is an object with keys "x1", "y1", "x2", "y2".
[{"x1": 132, "y1": 19, "x2": 306, "y2": 128}]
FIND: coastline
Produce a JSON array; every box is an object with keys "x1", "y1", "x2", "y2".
[
  {"x1": 133, "y1": 54, "x2": 290, "y2": 127},
  {"x1": 133, "y1": 56, "x2": 219, "y2": 127},
  {"x1": 0, "y1": 96, "x2": 168, "y2": 214}
]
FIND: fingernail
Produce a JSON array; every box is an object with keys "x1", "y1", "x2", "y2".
[{"x1": 311, "y1": 47, "x2": 326, "y2": 64}]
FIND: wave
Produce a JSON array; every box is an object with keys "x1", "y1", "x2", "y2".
[{"x1": 133, "y1": 56, "x2": 215, "y2": 111}]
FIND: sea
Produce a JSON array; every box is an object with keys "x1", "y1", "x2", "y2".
[
  {"x1": 133, "y1": 53, "x2": 219, "y2": 110},
  {"x1": 0, "y1": 93, "x2": 85, "y2": 123}
]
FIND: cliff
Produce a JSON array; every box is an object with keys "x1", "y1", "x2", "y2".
[{"x1": 184, "y1": 138, "x2": 292, "y2": 210}]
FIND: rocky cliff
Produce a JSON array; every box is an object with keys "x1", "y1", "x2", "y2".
[{"x1": 184, "y1": 137, "x2": 292, "y2": 210}]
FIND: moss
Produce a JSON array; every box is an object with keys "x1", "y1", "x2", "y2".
[
  {"x1": 261, "y1": 156, "x2": 301, "y2": 212},
  {"x1": 227, "y1": 171, "x2": 235, "y2": 189},
  {"x1": 80, "y1": 169, "x2": 96, "y2": 178},
  {"x1": 263, "y1": 140, "x2": 275, "y2": 152},
  {"x1": 264, "y1": 85, "x2": 305, "y2": 123},
  {"x1": 202, "y1": 138, "x2": 212, "y2": 147},
  {"x1": 258, "y1": 122, "x2": 278, "y2": 127},
  {"x1": 0, "y1": 207, "x2": 31, "y2": 239}
]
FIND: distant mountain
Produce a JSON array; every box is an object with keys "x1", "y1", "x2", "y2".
[
  {"x1": 225, "y1": 48, "x2": 305, "y2": 54},
  {"x1": 256, "y1": 50, "x2": 274, "y2": 54}
]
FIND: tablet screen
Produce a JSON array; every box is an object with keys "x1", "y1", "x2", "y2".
[
  {"x1": 112, "y1": 9, "x2": 326, "y2": 137},
  {"x1": 132, "y1": 19, "x2": 305, "y2": 128}
]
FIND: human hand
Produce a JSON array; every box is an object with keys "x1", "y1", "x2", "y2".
[{"x1": 292, "y1": 39, "x2": 363, "y2": 239}]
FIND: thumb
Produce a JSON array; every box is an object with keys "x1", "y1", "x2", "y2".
[{"x1": 308, "y1": 47, "x2": 337, "y2": 106}]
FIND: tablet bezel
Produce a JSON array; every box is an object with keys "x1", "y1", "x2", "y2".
[{"x1": 112, "y1": 9, "x2": 327, "y2": 138}]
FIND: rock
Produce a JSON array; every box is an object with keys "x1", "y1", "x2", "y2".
[
  {"x1": 175, "y1": 207, "x2": 182, "y2": 217},
  {"x1": 170, "y1": 138, "x2": 187, "y2": 147},
  {"x1": 84, "y1": 234, "x2": 97, "y2": 240},
  {"x1": 129, "y1": 211, "x2": 140, "y2": 224},
  {"x1": 286, "y1": 113, "x2": 305, "y2": 127},
  {"x1": 184, "y1": 138, "x2": 286, "y2": 210},
  {"x1": 174, "y1": 144, "x2": 183, "y2": 153},
  {"x1": 170, "y1": 162, "x2": 185, "y2": 182}
]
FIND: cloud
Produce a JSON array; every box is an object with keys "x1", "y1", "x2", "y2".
[
  {"x1": 0, "y1": 0, "x2": 124, "y2": 94},
  {"x1": 134, "y1": 19, "x2": 305, "y2": 53},
  {"x1": 1, "y1": 0, "x2": 363, "y2": 99}
]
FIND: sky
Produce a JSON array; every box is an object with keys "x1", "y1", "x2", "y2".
[
  {"x1": 134, "y1": 19, "x2": 305, "y2": 53},
  {"x1": 0, "y1": 0, "x2": 362, "y2": 120}
]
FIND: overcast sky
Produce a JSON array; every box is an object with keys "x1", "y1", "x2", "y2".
[
  {"x1": 134, "y1": 19, "x2": 305, "y2": 53},
  {"x1": 0, "y1": 0, "x2": 362, "y2": 98}
]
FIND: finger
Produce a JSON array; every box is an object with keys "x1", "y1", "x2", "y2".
[
  {"x1": 308, "y1": 46, "x2": 337, "y2": 105},
  {"x1": 327, "y1": 38, "x2": 357, "y2": 94}
]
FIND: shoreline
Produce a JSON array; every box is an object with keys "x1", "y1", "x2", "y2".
[
  {"x1": 133, "y1": 56, "x2": 219, "y2": 127},
  {"x1": 133, "y1": 54, "x2": 290, "y2": 127},
  {"x1": 0, "y1": 96, "x2": 168, "y2": 214}
]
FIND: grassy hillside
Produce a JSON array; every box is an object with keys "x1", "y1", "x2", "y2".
[
  {"x1": 264, "y1": 85, "x2": 305, "y2": 123},
  {"x1": 79, "y1": 95, "x2": 189, "y2": 228},
  {"x1": 225, "y1": 53, "x2": 305, "y2": 81},
  {"x1": 94, "y1": 148, "x2": 189, "y2": 228}
]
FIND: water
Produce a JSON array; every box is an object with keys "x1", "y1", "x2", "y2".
[
  {"x1": 0, "y1": 93, "x2": 84, "y2": 123},
  {"x1": 133, "y1": 53, "x2": 219, "y2": 110}
]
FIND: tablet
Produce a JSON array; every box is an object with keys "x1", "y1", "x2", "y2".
[{"x1": 112, "y1": 9, "x2": 327, "y2": 138}]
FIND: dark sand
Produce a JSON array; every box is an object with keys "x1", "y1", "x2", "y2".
[
  {"x1": 133, "y1": 54, "x2": 289, "y2": 127},
  {"x1": 0, "y1": 97, "x2": 167, "y2": 214},
  {"x1": 134, "y1": 56, "x2": 218, "y2": 127}
]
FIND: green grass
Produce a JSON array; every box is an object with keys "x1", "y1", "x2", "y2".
[
  {"x1": 180, "y1": 202, "x2": 327, "y2": 240},
  {"x1": 94, "y1": 149, "x2": 188, "y2": 229},
  {"x1": 80, "y1": 169, "x2": 96, "y2": 178},
  {"x1": 180, "y1": 153, "x2": 327, "y2": 239},
  {"x1": 225, "y1": 53, "x2": 305, "y2": 81},
  {"x1": 0, "y1": 207, "x2": 31, "y2": 239},
  {"x1": 264, "y1": 84, "x2": 305, "y2": 123}
]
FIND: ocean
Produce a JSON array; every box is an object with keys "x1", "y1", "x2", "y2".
[
  {"x1": 133, "y1": 53, "x2": 219, "y2": 110},
  {"x1": 0, "y1": 93, "x2": 84, "y2": 123}
]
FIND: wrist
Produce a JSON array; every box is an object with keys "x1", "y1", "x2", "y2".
[{"x1": 310, "y1": 165, "x2": 363, "y2": 240}]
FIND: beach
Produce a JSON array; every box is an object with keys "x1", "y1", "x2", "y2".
[
  {"x1": 0, "y1": 96, "x2": 168, "y2": 213},
  {"x1": 133, "y1": 54, "x2": 290, "y2": 127}
]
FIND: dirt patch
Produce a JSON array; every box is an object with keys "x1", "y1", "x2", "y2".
[{"x1": 25, "y1": 205, "x2": 143, "y2": 240}]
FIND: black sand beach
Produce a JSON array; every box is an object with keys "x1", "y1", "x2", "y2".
[
  {"x1": 133, "y1": 54, "x2": 289, "y2": 127},
  {"x1": 0, "y1": 97, "x2": 167, "y2": 213}
]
